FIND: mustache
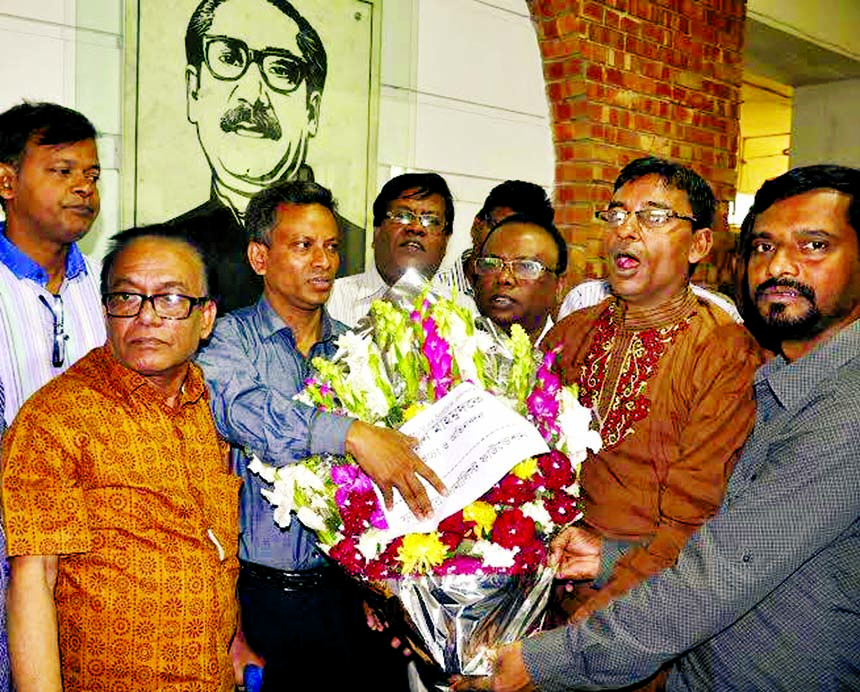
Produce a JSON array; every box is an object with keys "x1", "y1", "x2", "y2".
[
  {"x1": 753, "y1": 277, "x2": 816, "y2": 303},
  {"x1": 220, "y1": 102, "x2": 282, "y2": 140}
]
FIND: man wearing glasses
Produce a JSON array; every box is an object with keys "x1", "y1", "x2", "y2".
[
  {"x1": 327, "y1": 172, "x2": 475, "y2": 326},
  {"x1": 536, "y1": 158, "x2": 763, "y2": 661},
  {"x1": 169, "y1": 0, "x2": 364, "y2": 314},
  {"x1": 2, "y1": 227, "x2": 241, "y2": 691},
  {"x1": 0, "y1": 102, "x2": 105, "y2": 429},
  {"x1": 472, "y1": 213, "x2": 567, "y2": 345}
]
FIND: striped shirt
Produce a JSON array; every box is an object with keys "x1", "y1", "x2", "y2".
[{"x1": 0, "y1": 226, "x2": 105, "y2": 426}]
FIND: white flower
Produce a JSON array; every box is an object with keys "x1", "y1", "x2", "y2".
[
  {"x1": 356, "y1": 528, "x2": 389, "y2": 561},
  {"x1": 337, "y1": 332, "x2": 392, "y2": 419},
  {"x1": 472, "y1": 540, "x2": 517, "y2": 569},
  {"x1": 558, "y1": 387, "x2": 602, "y2": 460},
  {"x1": 296, "y1": 506, "x2": 326, "y2": 531},
  {"x1": 521, "y1": 501, "x2": 554, "y2": 531},
  {"x1": 247, "y1": 452, "x2": 276, "y2": 484}
]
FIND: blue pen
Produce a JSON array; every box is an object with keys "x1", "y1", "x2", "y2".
[{"x1": 243, "y1": 663, "x2": 264, "y2": 692}]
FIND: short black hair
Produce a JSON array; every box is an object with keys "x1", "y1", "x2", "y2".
[
  {"x1": 477, "y1": 180, "x2": 554, "y2": 227},
  {"x1": 185, "y1": 0, "x2": 327, "y2": 110},
  {"x1": 739, "y1": 164, "x2": 860, "y2": 261},
  {"x1": 101, "y1": 225, "x2": 212, "y2": 296},
  {"x1": 479, "y1": 212, "x2": 568, "y2": 276},
  {"x1": 372, "y1": 172, "x2": 454, "y2": 235},
  {"x1": 0, "y1": 101, "x2": 97, "y2": 168},
  {"x1": 245, "y1": 179, "x2": 338, "y2": 245},
  {"x1": 614, "y1": 156, "x2": 715, "y2": 231}
]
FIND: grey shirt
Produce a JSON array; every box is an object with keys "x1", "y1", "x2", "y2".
[
  {"x1": 197, "y1": 298, "x2": 354, "y2": 571},
  {"x1": 523, "y1": 320, "x2": 860, "y2": 691}
]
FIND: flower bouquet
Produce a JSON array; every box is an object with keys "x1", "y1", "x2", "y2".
[{"x1": 249, "y1": 272, "x2": 600, "y2": 687}]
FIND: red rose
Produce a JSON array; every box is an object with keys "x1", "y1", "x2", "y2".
[
  {"x1": 538, "y1": 451, "x2": 574, "y2": 491},
  {"x1": 366, "y1": 537, "x2": 403, "y2": 580},
  {"x1": 512, "y1": 542, "x2": 547, "y2": 574},
  {"x1": 544, "y1": 491, "x2": 581, "y2": 525},
  {"x1": 340, "y1": 489, "x2": 379, "y2": 536},
  {"x1": 483, "y1": 473, "x2": 537, "y2": 507},
  {"x1": 491, "y1": 508, "x2": 537, "y2": 550},
  {"x1": 328, "y1": 537, "x2": 366, "y2": 577}
]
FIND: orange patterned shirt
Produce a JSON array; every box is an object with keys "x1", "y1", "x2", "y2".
[{"x1": 1, "y1": 345, "x2": 241, "y2": 691}]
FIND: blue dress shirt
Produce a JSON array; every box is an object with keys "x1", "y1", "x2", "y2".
[
  {"x1": 197, "y1": 298, "x2": 354, "y2": 571},
  {"x1": 523, "y1": 320, "x2": 860, "y2": 691}
]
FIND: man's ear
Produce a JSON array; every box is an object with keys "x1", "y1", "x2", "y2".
[
  {"x1": 186, "y1": 65, "x2": 201, "y2": 125},
  {"x1": 306, "y1": 91, "x2": 322, "y2": 138},
  {"x1": 199, "y1": 297, "x2": 218, "y2": 340},
  {"x1": 0, "y1": 162, "x2": 18, "y2": 204},
  {"x1": 247, "y1": 241, "x2": 269, "y2": 277},
  {"x1": 688, "y1": 227, "x2": 713, "y2": 265}
]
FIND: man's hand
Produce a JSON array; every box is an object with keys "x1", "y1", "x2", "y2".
[
  {"x1": 551, "y1": 525, "x2": 603, "y2": 581},
  {"x1": 451, "y1": 642, "x2": 536, "y2": 692},
  {"x1": 228, "y1": 625, "x2": 265, "y2": 686},
  {"x1": 345, "y1": 420, "x2": 446, "y2": 518}
]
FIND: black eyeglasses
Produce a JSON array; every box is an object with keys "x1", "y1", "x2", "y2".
[
  {"x1": 595, "y1": 208, "x2": 697, "y2": 230},
  {"x1": 39, "y1": 295, "x2": 67, "y2": 368},
  {"x1": 203, "y1": 35, "x2": 306, "y2": 94},
  {"x1": 103, "y1": 293, "x2": 210, "y2": 320},
  {"x1": 473, "y1": 256, "x2": 557, "y2": 281}
]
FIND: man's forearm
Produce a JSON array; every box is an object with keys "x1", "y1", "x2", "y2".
[{"x1": 9, "y1": 554, "x2": 62, "y2": 692}]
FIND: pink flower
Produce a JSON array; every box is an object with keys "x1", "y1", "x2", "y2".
[
  {"x1": 435, "y1": 555, "x2": 484, "y2": 576},
  {"x1": 422, "y1": 317, "x2": 453, "y2": 399}
]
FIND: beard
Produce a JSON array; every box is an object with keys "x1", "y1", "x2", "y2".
[{"x1": 753, "y1": 277, "x2": 823, "y2": 341}]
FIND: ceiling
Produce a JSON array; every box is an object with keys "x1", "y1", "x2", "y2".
[{"x1": 745, "y1": 18, "x2": 860, "y2": 86}]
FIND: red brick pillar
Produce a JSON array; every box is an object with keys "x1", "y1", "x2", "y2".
[{"x1": 527, "y1": 0, "x2": 745, "y2": 288}]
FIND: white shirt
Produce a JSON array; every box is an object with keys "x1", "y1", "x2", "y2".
[
  {"x1": 327, "y1": 262, "x2": 477, "y2": 328},
  {"x1": 557, "y1": 279, "x2": 743, "y2": 323},
  {"x1": 0, "y1": 233, "x2": 106, "y2": 426}
]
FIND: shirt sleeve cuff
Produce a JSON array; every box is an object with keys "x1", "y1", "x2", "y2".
[{"x1": 308, "y1": 411, "x2": 354, "y2": 457}]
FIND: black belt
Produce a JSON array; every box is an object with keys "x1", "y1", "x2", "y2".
[{"x1": 239, "y1": 559, "x2": 333, "y2": 591}]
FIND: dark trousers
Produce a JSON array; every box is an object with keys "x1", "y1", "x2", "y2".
[{"x1": 239, "y1": 563, "x2": 408, "y2": 691}]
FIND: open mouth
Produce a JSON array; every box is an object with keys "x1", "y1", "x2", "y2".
[
  {"x1": 613, "y1": 251, "x2": 641, "y2": 273},
  {"x1": 399, "y1": 240, "x2": 426, "y2": 253},
  {"x1": 490, "y1": 294, "x2": 516, "y2": 308}
]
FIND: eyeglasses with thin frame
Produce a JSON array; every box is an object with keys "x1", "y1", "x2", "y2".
[
  {"x1": 203, "y1": 35, "x2": 306, "y2": 94},
  {"x1": 38, "y1": 294, "x2": 67, "y2": 368},
  {"x1": 103, "y1": 293, "x2": 210, "y2": 320},
  {"x1": 595, "y1": 208, "x2": 697, "y2": 230},
  {"x1": 385, "y1": 210, "x2": 446, "y2": 234},
  {"x1": 473, "y1": 256, "x2": 558, "y2": 281}
]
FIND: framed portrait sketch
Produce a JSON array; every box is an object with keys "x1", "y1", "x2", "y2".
[{"x1": 124, "y1": 0, "x2": 378, "y2": 287}]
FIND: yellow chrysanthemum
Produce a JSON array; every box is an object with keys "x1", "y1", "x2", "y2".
[
  {"x1": 403, "y1": 402, "x2": 429, "y2": 421},
  {"x1": 463, "y1": 501, "x2": 497, "y2": 539},
  {"x1": 397, "y1": 532, "x2": 448, "y2": 574},
  {"x1": 512, "y1": 457, "x2": 538, "y2": 480}
]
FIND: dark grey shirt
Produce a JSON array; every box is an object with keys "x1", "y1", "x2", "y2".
[
  {"x1": 523, "y1": 320, "x2": 860, "y2": 691},
  {"x1": 197, "y1": 298, "x2": 353, "y2": 571}
]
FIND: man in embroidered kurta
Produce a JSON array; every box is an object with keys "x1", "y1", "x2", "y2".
[
  {"x1": 2, "y1": 228, "x2": 240, "y2": 692},
  {"x1": 0, "y1": 102, "x2": 106, "y2": 427},
  {"x1": 541, "y1": 158, "x2": 762, "y2": 623},
  {"x1": 454, "y1": 166, "x2": 860, "y2": 692}
]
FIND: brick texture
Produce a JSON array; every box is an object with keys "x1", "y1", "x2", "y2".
[{"x1": 527, "y1": 0, "x2": 745, "y2": 287}]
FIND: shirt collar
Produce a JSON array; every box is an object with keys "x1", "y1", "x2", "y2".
[
  {"x1": 755, "y1": 318, "x2": 860, "y2": 411},
  {"x1": 254, "y1": 296, "x2": 340, "y2": 345},
  {"x1": 98, "y1": 344, "x2": 207, "y2": 407},
  {"x1": 0, "y1": 221, "x2": 88, "y2": 285}
]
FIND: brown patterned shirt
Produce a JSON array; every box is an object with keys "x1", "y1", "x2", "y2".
[
  {"x1": 1, "y1": 345, "x2": 240, "y2": 691},
  {"x1": 544, "y1": 289, "x2": 763, "y2": 613}
]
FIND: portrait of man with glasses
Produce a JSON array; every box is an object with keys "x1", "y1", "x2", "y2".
[
  {"x1": 534, "y1": 158, "x2": 763, "y2": 677},
  {"x1": 132, "y1": 0, "x2": 372, "y2": 314}
]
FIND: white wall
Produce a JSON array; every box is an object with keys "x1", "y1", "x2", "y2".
[
  {"x1": 748, "y1": 0, "x2": 860, "y2": 60},
  {"x1": 792, "y1": 79, "x2": 860, "y2": 168},
  {"x1": 0, "y1": 0, "x2": 124, "y2": 257},
  {"x1": 378, "y1": 0, "x2": 554, "y2": 267}
]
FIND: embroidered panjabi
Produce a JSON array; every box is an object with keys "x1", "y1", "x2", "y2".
[
  {"x1": 1, "y1": 346, "x2": 240, "y2": 691},
  {"x1": 542, "y1": 288, "x2": 762, "y2": 612}
]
